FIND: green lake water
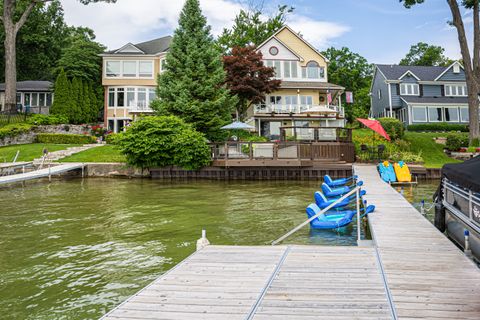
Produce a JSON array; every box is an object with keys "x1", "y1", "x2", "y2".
[
  {"x1": 0, "y1": 178, "x2": 368, "y2": 319},
  {"x1": 393, "y1": 180, "x2": 440, "y2": 223}
]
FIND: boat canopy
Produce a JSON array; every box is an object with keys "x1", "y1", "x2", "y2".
[{"x1": 442, "y1": 156, "x2": 480, "y2": 193}]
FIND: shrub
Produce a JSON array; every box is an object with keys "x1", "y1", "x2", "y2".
[
  {"x1": 27, "y1": 114, "x2": 69, "y2": 125},
  {"x1": 116, "y1": 116, "x2": 211, "y2": 170},
  {"x1": 36, "y1": 133, "x2": 96, "y2": 144},
  {"x1": 377, "y1": 117, "x2": 404, "y2": 140},
  {"x1": 105, "y1": 133, "x2": 119, "y2": 145},
  {"x1": 407, "y1": 123, "x2": 468, "y2": 132},
  {"x1": 0, "y1": 123, "x2": 33, "y2": 139},
  {"x1": 445, "y1": 133, "x2": 469, "y2": 151}
]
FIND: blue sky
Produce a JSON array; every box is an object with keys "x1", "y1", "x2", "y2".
[{"x1": 62, "y1": 0, "x2": 469, "y2": 64}]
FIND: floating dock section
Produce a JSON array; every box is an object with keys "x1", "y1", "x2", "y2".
[{"x1": 0, "y1": 163, "x2": 85, "y2": 185}]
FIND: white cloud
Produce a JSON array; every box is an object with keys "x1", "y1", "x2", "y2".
[{"x1": 60, "y1": 0, "x2": 349, "y2": 51}]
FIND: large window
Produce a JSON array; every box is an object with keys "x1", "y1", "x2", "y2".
[
  {"x1": 107, "y1": 87, "x2": 157, "y2": 109},
  {"x1": 105, "y1": 60, "x2": 154, "y2": 78},
  {"x1": 301, "y1": 61, "x2": 325, "y2": 80},
  {"x1": 460, "y1": 107, "x2": 469, "y2": 122},
  {"x1": 139, "y1": 61, "x2": 153, "y2": 77},
  {"x1": 445, "y1": 84, "x2": 467, "y2": 97},
  {"x1": 428, "y1": 107, "x2": 442, "y2": 122},
  {"x1": 444, "y1": 107, "x2": 459, "y2": 122},
  {"x1": 122, "y1": 61, "x2": 137, "y2": 77},
  {"x1": 284, "y1": 95, "x2": 298, "y2": 105},
  {"x1": 300, "y1": 96, "x2": 313, "y2": 105},
  {"x1": 400, "y1": 83, "x2": 419, "y2": 96},
  {"x1": 412, "y1": 106, "x2": 427, "y2": 122},
  {"x1": 106, "y1": 61, "x2": 121, "y2": 77}
]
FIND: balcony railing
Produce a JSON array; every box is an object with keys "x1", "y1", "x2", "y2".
[
  {"x1": 280, "y1": 127, "x2": 352, "y2": 142},
  {"x1": 128, "y1": 101, "x2": 154, "y2": 113},
  {"x1": 254, "y1": 104, "x2": 344, "y2": 117}
]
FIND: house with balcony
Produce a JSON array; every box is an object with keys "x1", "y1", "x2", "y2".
[
  {"x1": 247, "y1": 25, "x2": 346, "y2": 140},
  {"x1": 370, "y1": 62, "x2": 470, "y2": 125},
  {"x1": 100, "y1": 36, "x2": 172, "y2": 132}
]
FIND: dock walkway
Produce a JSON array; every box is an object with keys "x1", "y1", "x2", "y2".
[
  {"x1": 0, "y1": 162, "x2": 85, "y2": 185},
  {"x1": 102, "y1": 165, "x2": 480, "y2": 320}
]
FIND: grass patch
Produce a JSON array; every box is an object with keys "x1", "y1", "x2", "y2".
[
  {"x1": 404, "y1": 132, "x2": 461, "y2": 168},
  {"x1": 0, "y1": 143, "x2": 80, "y2": 162},
  {"x1": 60, "y1": 145, "x2": 126, "y2": 163}
]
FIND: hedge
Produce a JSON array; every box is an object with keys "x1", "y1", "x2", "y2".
[
  {"x1": 36, "y1": 133, "x2": 96, "y2": 144},
  {"x1": 407, "y1": 123, "x2": 468, "y2": 132},
  {"x1": 445, "y1": 133, "x2": 469, "y2": 151},
  {"x1": 27, "y1": 114, "x2": 69, "y2": 125},
  {"x1": 0, "y1": 123, "x2": 33, "y2": 139},
  {"x1": 378, "y1": 117, "x2": 404, "y2": 140}
]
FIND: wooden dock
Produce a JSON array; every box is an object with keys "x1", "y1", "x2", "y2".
[
  {"x1": 102, "y1": 164, "x2": 480, "y2": 320},
  {"x1": 0, "y1": 163, "x2": 85, "y2": 185}
]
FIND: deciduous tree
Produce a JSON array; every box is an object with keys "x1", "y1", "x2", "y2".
[
  {"x1": 223, "y1": 46, "x2": 281, "y2": 120},
  {"x1": 400, "y1": 42, "x2": 453, "y2": 66},
  {"x1": 0, "y1": 0, "x2": 114, "y2": 113},
  {"x1": 322, "y1": 47, "x2": 373, "y2": 122},
  {"x1": 401, "y1": 0, "x2": 480, "y2": 143},
  {"x1": 217, "y1": 5, "x2": 294, "y2": 52}
]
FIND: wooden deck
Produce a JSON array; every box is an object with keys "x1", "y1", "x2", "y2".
[
  {"x1": 102, "y1": 164, "x2": 480, "y2": 320},
  {"x1": 0, "y1": 163, "x2": 84, "y2": 185}
]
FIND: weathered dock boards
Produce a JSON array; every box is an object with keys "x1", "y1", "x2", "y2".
[
  {"x1": 354, "y1": 164, "x2": 480, "y2": 319},
  {"x1": 0, "y1": 163, "x2": 84, "y2": 185},
  {"x1": 102, "y1": 245, "x2": 393, "y2": 320}
]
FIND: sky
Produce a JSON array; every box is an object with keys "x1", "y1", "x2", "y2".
[{"x1": 60, "y1": 0, "x2": 472, "y2": 64}]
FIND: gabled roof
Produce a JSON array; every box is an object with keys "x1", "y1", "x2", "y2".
[
  {"x1": 105, "y1": 35, "x2": 172, "y2": 55},
  {"x1": 0, "y1": 81, "x2": 52, "y2": 92},
  {"x1": 257, "y1": 25, "x2": 329, "y2": 63},
  {"x1": 398, "y1": 70, "x2": 420, "y2": 81},
  {"x1": 257, "y1": 36, "x2": 304, "y2": 61},
  {"x1": 376, "y1": 64, "x2": 450, "y2": 81},
  {"x1": 434, "y1": 61, "x2": 464, "y2": 81}
]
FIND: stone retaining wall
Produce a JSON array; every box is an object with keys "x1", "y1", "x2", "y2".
[{"x1": 85, "y1": 163, "x2": 150, "y2": 178}]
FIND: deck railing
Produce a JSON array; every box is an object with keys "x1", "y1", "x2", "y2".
[
  {"x1": 254, "y1": 104, "x2": 343, "y2": 116},
  {"x1": 210, "y1": 140, "x2": 355, "y2": 163},
  {"x1": 280, "y1": 127, "x2": 352, "y2": 143}
]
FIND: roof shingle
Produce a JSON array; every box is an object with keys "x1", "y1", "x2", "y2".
[
  {"x1": 105, "y1": 36, "x2": 172, "y2": 55},
  {"x1": 376, "y1": 64, "x2": 447, "y2": 81}
]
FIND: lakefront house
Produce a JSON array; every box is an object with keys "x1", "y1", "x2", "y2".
[
  {"x1": 0, "y1": 81, "x2": 53, "y2": 114},
  {"x1": 101, "y1": 26, "x2": 346, "y2": 136},
  {"x1": 370, "y1": 61, "x2": 470, "y2": 125},
  {"x1": 247, "y1": 25, "x2": 346, "y2": 140},
  {"x1": 100, "y1": 36, "x2": 172, "y2": 133}
]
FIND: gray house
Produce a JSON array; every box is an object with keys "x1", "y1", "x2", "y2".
[
  {"x1": 0, "y1": 81, "x2": 53, "y2": 114},
  {"x1": 370, "y1": 62, "x2": 469, "y2": 125}
]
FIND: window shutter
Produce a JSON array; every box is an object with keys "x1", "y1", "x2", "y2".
[
  {"x1": 396, "y1": 84, "x2": 400, "y2": 95},
  {"x1": 419, "y1": 84, "x2": 423, "y2": 97},
  {"x1": 440, "y1": 85, "x2": 445, "y2": 96}
]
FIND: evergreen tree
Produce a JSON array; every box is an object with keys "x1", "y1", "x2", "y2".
[
  {"x1": 153, "y1": 0, "x2": 234, "y2": 141},
  {"x1": 69, "y1": 77, "x2": 82, "y2": 124},
  {"x1": 82, "y1": 81, "x2": 91, "y2": 122},
  {"x1": 88, "y1": 82, "x2": 99, "y2": 122},
  {"x1": 50, "y1": 69, "x2": 71, "y2": 116}
]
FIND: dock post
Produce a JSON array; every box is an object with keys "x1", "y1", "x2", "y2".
[
  {"x1": 356, "y1": 188, "x2": 361, "y2": 244},
  {"x1": 196, "y1": 229, "x2": 210, "y2": 251},
  {"x1": 81, "y1": 164, "x2": 85, "y2": 178},
  {"x1": 48, "y1": 164, "x2": 51, "y2": 182},
  {"x1": 464, "y1": 230, "x2": 472, "y2": 258}
]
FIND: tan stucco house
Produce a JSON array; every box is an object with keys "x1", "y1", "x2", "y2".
[{"x1": 100, "y1": 36, "x2": 171, "y2": 132}]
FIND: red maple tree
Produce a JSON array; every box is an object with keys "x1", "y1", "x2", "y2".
[{"x1": 223, "y1": 46, "x2": 281, "y2": 120}]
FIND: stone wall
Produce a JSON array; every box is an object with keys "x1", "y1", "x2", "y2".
[
  {"x1": 85, "y1": 163, "x2": 150, "y2": 178},
  {"x1": 34, "y1": 124, "x2": 93, "y2": 135},
  {"x1": 0, "y1": 131, "x2": 36, "y2": 147}
]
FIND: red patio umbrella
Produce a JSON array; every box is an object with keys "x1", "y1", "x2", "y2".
[{"x1": 357, "y1": 118, "x2": 391, "y2": 141}]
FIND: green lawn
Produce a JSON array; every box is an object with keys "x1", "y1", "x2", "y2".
[
  {"x1": 404, "y1": 132, "x2": 461, "y2": 168},
  {"x1": 0, "y1": 143, "x2": 80, "y2": 162},
  {"x1": 60, "y1": 145, "x2": 126, "y2": 163}
]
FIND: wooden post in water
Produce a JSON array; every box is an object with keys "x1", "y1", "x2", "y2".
[{"x1": 196, "y1": 229, "x2": 210, "y2": 251}]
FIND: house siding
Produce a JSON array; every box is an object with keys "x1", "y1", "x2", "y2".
[
  {"x1": 400, "y1": 75, "x2": 417, "y2": 83},
  {"x1": 422, "y1": 85, "x2": 442, "y2": 97},
  {"x1": 371, "y1": 68, "x2": 390, "y2": 117},
  {"x1": 390, "y1": 83, "x2": 401, "y2": 107},
  {"x1": 437, "y1": 68, "x2": 466, "y2": 82}
]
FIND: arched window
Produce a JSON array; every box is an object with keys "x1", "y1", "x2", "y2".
[{"x1": 305, "y1": 61, "x2": 325, "y2": 79}]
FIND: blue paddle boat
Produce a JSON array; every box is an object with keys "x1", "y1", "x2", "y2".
[
  {"x1": 324, "y1": 189, "x2": 367, "y2": 201},
  {"x1": 324, "y1": 175, "x2": 358, "y2": 187},
  {"x1": 314, "y1": 191, "x2": 351, "y2": 209},
  {"x1": 306, "y1": 203, "x2": 376, "y2": 230},
  {"x1": 321, "y1": 181, "x2": 363, "y2": 197}
]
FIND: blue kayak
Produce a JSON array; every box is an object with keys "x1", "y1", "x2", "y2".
[
  {"x1": 324, "y1": 175, "x2": 358, "y2": 187},
  {"x1": 378, "y1": 161, "x2": 396, "y2": 182},
  {"x1": 306, "y1": 203, "x2": 376, "y2": 230}
]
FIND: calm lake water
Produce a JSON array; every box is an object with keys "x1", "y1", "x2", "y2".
[
  {"x1": 393, "y1": 180, "x2": 440, "y2": 224},
  {"x1": 0, "y1": 178, "x2": 367, "y2": 319}
]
